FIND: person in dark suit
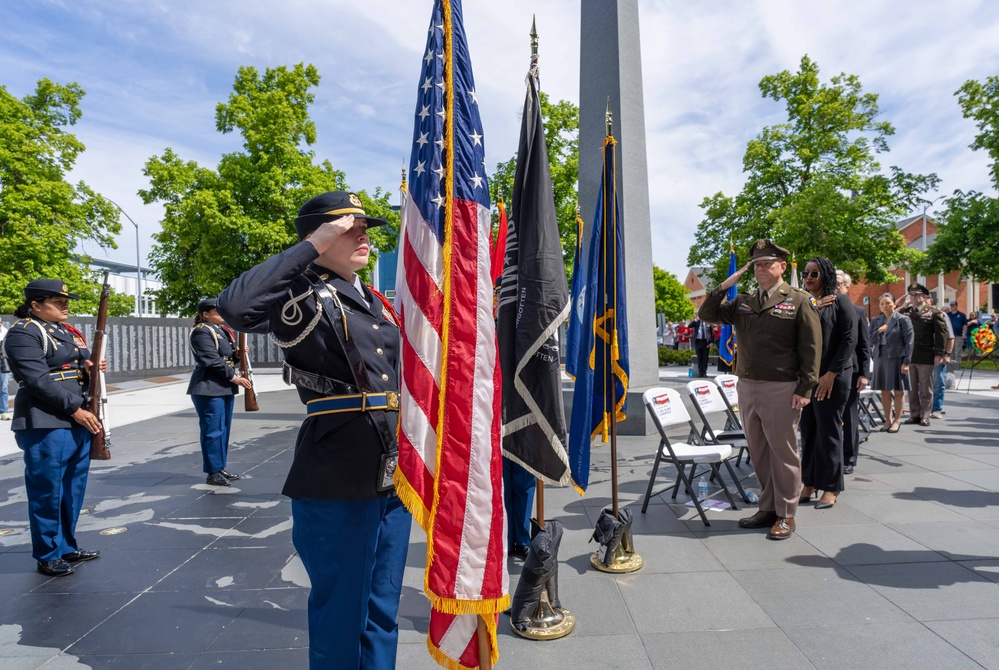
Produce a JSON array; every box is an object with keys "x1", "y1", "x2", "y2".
[
  {"x1": 217, "y1": 191, "x2": 411, "y2": 669},
  {"x1": 868, "y1": 293, "x2": 914, "y2": 432},
  {"x1": 798, "y1": 258, "x2": 856, "y2": 510},
  {"x1": 690, "y1": 317, "x2": 714, "y2": 377},
  {"x1": 3, "y1": 279, "x2": 106, "y2": 577},
  {"x1": 187, "y1": 298, "x2": 251, "y2": 486},
  {"x1": 831, "y1": 271, "x2": 869, "y2": 475}
]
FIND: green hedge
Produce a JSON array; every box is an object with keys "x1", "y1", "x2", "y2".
[{"x1": 659, "y1": 347, "x2": 695, "y2": 366}]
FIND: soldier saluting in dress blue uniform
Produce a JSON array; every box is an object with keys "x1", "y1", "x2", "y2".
[
  {"x1": 3, "y1": 279, "x2": 107, "y2": 576},
  {"x1": 217, "y1": 191, "x2": 412, "y2": 670}
]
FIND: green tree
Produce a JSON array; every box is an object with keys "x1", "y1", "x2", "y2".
[
  {"x1": 0, "y1": 79, "x2": 132, "y2": 315},
  {"x1": 490, "y1": 91, "x2": 579, "y2": 280},
  {"x1": 920, "y1": 76, "x2": 999, "y2": 281},
  {"x1": 688, "y1": 56, "x2": 939, "y2": 288},
  {"x1": 652, "y1": 265, "x2": 694, "y2": 321},
  {"x1": 141, "y1": 64, "x2": 398, "y2": 315}
]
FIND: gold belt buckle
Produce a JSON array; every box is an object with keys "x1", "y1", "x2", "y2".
[{"x1": 385, "y1": 392, "x2": 400, "y2": 410}]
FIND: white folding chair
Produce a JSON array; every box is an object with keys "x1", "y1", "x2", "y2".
[
  {"x1": 688, "y1": 380, "x2": 751, "y2": 475},
  {"x1": 858, "y1": 388, "x2": 886, "y2": 430},
  {"x1": 713, "y1": 374, "x2": 750, "y2": 466},
  {"x1": 641, "y1": 387, "x2": 742, "y2": 526}
]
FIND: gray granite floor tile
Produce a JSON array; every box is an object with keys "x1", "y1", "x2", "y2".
[
  {"x1": 946, "y1": 469, "x2": 999, "y2": 492},
  {"x1": 865, "y1": 470, "x2": 988, "y2": 492},
  {"x1": 861, "y1": 442, "x2": 940, "y2": 458},
  {"x1": 188, "y1": 648, "x2": 308, "y2": 668},
  {"x1": 842, "y1": 490, "x2": 971, "y2": 525},
  {"x1": 75, "y1": 653, "x2": 199, "y2": 669},
  {"x1": 956, "y1": 558, "x2": 999, "y2": 583},
  {"x1": 783, "y1": 621, "x2": 981, "y2": 669},
  {"x1": 788, "y1": 502, "x2": 879, "y2": 527},
  {"x1": 846, "y1": 561, "x2": 999, "y2": 621},
  {"x1": 616, "y1": 571, "x2": 774, "y2": 634},
  {"x1": 795, "y1": 524, "x2": 946, "y2": 566},
  {"x1": 644, "y1": 628, "x2": 814, "y2": 670},
  {"x1": 697, "y1": 531, "x2": 835, "y2": 572},
  {"x1": 731, "y1": 565, "x2": 910, "y2": 627},
  {"x1": 927, "y1": 618, "x2": 999, "y2": 669},
  {"x1": 890, "y1": 520, "x2": 999, "y2": 560},
  {"x1": 896, "y1": 453, "x2": 993, "y2": 472},
  {"x1": 627, "y1": 531, "x2": 724, "y2": 574}
]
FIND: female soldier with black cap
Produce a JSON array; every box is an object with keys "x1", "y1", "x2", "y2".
[
  {"x1": 188, "y1": 297, "x2": 252, "y2": 486},
  {"x1": 3, "y1": 279, "x2": 106, "y2": 576},
  {"x1": 217, "y1": 191, "x2": 411, "y2": 669}
]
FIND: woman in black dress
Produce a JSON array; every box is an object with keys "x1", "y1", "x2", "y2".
[
  {"x1": 798, "y1": 258, "x2": 856, "y2": 509},
  {"x1": 868, "y1": 293, "x2": 913, "y2": 432}
]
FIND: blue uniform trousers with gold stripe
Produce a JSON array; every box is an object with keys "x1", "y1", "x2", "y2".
[
  {"x1": 191, "y1": 395, "x2": 234, "y2": 474},
  {"x1": 15, "y1": 426, "x2": 91, "y2": 562},
  {"x1": 292, "y1": 495, "x2": 411, "y2": 670},
  {"x1": 503, "y1": 459, "x2": 536, "y2": 549}
]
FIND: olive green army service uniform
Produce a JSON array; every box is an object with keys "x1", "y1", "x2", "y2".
[
  {"x1": 699, "y1": 281, "x2": 821, "y2": 518},
  {"x1": 899, "y1": 304, "x2": 948, "y2": 422}
]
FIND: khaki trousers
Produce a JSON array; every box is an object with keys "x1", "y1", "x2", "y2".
[
  {"x1": 908, "y1": 363, "x2": 934, "y2": 420},
  {"x1": 737, "y1": 379, "x2": 802, "y2": 518}
]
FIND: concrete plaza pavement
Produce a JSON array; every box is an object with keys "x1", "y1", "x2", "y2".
[{"x1": 1, "y1": 366, "x2": 999, "y2": 668}]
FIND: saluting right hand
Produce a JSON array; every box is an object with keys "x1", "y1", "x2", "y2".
[
  {"x1": 717, "y1": 262, "x2": 752, "y2": 292},
  {"x1": 71, "y1": 407, "x2": 102, "y2": 435},
  {"x1": 306, "y1": 215, "x2": 355, "y2": 254}
]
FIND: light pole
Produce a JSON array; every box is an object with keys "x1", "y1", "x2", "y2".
[
  {"x1": 106, "y1": 199, "x2": 142, "y2": 317},
  {"x1": 919, "y1": 195, "x2": 945, "y2": 288}
]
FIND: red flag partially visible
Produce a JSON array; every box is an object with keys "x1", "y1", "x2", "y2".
[{"x1": 490, "y1": 196, "x2": 508, "y2": 285}]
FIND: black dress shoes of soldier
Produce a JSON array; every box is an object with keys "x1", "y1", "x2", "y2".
[
  {"x1": 220, "y1": 471, "x2": 241, "y2": 481},
  {"x1": 64, "y1": 549, "x2": 101, "y2": 563},
  {"x1": 37, "y1": 559, "x2": 75, "y2": 577},
  {"x1": 206, "y1": 472, "x2": 230, "y2": 486}
]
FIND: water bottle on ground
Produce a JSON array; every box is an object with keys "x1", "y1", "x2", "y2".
[
  {"x1": 688, "y1": 364, "x2": 694, "y2": 378},
  {"x1": 697, "y1": 476, "x2": 709, "y2": 501}
]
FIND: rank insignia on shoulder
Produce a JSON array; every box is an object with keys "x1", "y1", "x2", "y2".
[{"x1": 809, "y1": 296, "x2": 817, "y2": 308}]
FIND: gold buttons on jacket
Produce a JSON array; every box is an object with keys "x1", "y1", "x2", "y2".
[
  {"x1": 376, "y1": 348, "x2": 383, "y2": 355},
  {"x1": 381, "y1": 374, "x2": 389, "y2": 381},
  {"x1": 372, "y1": 324, "x2": 379, "y2": 330}
]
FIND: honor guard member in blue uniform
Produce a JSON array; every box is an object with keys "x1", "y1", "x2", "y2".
[
  {"x1": 217, "y1": 191, "x2": 412, "y2": 670},
  {"x1": 188, "y1": 297, "x2": 252, "y2": 486},
  {"x1": 3, "y1": 280, "x2": 106, "y2": 576}
]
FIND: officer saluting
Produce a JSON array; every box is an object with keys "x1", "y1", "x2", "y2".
[
  {"x1": 698, "y1": 240, "x2": 821, "y2": 540},
  {"x1": 3, "y1": 280, "x2": 106, "y2": 576},
  {"x1": 217, "y1": 191, "x2": 411, "y2": 669}
]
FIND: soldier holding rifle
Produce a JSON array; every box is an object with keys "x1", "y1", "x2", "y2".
[
  {"x1": 3, "y1": 279, "x2": 107, "y2": 576},
  {"x1": 698, "y1": 240, "x2": 821, "y2": 541},
  {"x1": 187, "y1": 297, "x2": 252, "y2": 486}
]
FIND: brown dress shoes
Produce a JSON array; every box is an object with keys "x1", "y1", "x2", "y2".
[
  {"x1": 767, "y1": 517, "x2": 795, "y2": 540},
  {"x1": 737, "y1": 510, "x2": 779, "y2": 529}
]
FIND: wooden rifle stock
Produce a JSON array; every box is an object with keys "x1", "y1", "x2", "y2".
[
  {"x1": 87, "y1": 271, "x2": 112, "y2": 460},
  {"x1": 238, "y1": 332, "x2": 259, "y2": 411}
]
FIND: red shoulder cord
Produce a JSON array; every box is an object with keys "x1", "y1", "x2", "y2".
[
  {"x1": 63, "y1": 323, "x2": 89, "y2": 348},
  {"x1": 368, "y1": 286, "x2": 401, "y2": 329}
]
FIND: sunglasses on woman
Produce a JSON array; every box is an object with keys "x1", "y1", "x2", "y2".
[{"x1": 801, "y1": 271, "x2": 821, "y2": 279}]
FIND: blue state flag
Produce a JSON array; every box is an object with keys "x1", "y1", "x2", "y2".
[
  {"x1": 718, "y1": 248, "x2": 737, "y2": 366},
  {"x1": 567, "y1": 135, "x2": 629, "y2": 493},
  {"x1": 564, "y1": 212, "x2": 585, "y2": 379}
]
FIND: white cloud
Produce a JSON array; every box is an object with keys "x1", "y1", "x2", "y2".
[{"x1": 1, "y1": 0, "x2": 996, "y2": 275}]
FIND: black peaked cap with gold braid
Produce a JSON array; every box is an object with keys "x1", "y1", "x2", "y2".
[{"x1": 294, "y1": 191, "x2": 390, "y2": 238}]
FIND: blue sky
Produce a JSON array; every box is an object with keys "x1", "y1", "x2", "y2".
[{"x1": 2, "y1": 1, "x2": 997, "y2": 279}]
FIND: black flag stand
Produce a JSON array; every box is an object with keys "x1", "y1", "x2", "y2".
[
  {"x1": 587, "y1": 101, "x2": 642, "y2": 575},
  {"x1": 507, "y1": 18, "x2": 575, "y2": 641}
]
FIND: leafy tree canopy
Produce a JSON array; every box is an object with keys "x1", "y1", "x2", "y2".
[
  {"x1": 688, "y1": 56, "x2": 939, "y2": 289},
  {"x1": 490, "y1": 90, "x2": 579, "y2": 281},
  {"x1": 141, "y1": 64, "x2": 399, "y2": 315},
  {"x1": 653, "y1": 265, "x2": 694, "y2": 321},
  {"x1": 920, "y1": 76, "x2": 999, "y2": 282},
  {"x1": 0, "y1": 79, "x2": 132, "y2": 315}
]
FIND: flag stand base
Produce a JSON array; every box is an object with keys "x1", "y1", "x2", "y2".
[
  {"x1": 510, "y1": 590, "x2": 576, "y2": 640},
  {"x1": 590, "y1": 526, "x2": 643, "y2": 573}
]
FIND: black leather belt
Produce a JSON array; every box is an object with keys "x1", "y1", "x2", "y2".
[{"x1": 282, "y1": 362, "x2": 358, "y2": 396}]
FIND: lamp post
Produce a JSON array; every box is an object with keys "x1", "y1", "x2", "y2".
[
  {"x1": 106, "y1": 199, "x2": 142, "y2": 317},
  {"x1": 919, "y1": 195, "x2": 945, "y2": 288}
]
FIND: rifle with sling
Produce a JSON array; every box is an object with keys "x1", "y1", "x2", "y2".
[
  {"x1": 238, "y1": 332, "x2": 259, "y2": 411},
  {"x1": 87, "y1": 271, "x2": 112, "y2": 460}
]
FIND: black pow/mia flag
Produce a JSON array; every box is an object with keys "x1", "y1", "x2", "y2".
[{"x1": 497, "y1": 70, "x2": 570, "y2": 486}]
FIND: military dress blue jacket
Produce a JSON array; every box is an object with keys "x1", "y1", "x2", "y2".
[
  {"x1": 4, "y1": 317, "x2": 90, "y2": 431},
  {"x1": 186, "y1": 323, "x2": 239, "y2": 397},
  {"x1": 218, "y1": 241, "x2": 401, "y2": 500}
]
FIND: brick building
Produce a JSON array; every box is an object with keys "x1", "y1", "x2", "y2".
[{"x1": 684, "y1": 266, "x2": 712, "y2": 310}]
